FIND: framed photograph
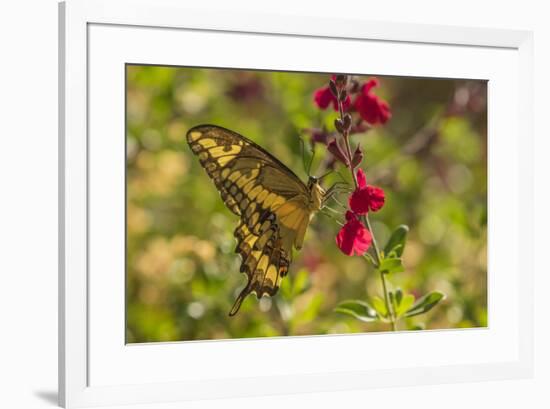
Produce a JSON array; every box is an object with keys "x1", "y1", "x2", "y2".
[{"x1": 59, "y1": 0, "x2": 534, "y2": 407}]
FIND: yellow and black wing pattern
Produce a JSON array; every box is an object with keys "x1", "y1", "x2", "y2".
[{"x1": 186, "y1": 125, "x2": 313, "y2": 316}]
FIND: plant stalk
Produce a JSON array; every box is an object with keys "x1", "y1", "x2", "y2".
[
  {"x1": 379, "y1": 269, "x2": 396, "y2": 331},
  {"x1": 336, "y1": 88, "x2": 396, "y2": 331}
]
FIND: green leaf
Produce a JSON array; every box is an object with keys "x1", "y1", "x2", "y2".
[
  {"x1": 404, "y1": 291, "x2": 446, "y2": 317},
  {"x1": 335, "y1": 299, "x2": 379, "y2": 322},
  {"x1": 384, "y1": 225, "x2": 409, "y2": 258},
  {"x1": 378, "y1": 257, "x2": 404, "y2": 274},
  {"x1": 395, "y1": 294, "x2": 415, "y2": 317},
  {"x1": 372, "y1": 296, "x2": 388, "y2": 317},
  {"x1": 395, "y1": 288, "x2": 403, "y2": 306}
]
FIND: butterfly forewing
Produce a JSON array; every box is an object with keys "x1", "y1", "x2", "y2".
[{"x1": 186, "y1": 125, "x2": 314, "y2": 315}]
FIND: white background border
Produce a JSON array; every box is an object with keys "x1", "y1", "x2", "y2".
[
  {"x1": 88, "y1": 23, "x2": 518, "y2": 387},
  {"x1": 3, "y1": 0, "x2": 549, "y2": 409},
  {"x1": 59, "y1": 1, "x2": 533, "y2": 406},
  {"x1": 63, "y1": 0, "x2": 532, "y2": 407}
]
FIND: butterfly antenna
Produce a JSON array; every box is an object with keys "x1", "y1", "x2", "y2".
[
  {"x1": 306, "y1": 144, "x2": 316, "y2": 177},
  {"x1": 298, "y1": 137, "x2": 309, "y2": 176},
  {"x1": 319, "y1": 209, "x2": 345, "y2": 226},
  {"x1": 298, "y1": 136, "x2": 316, "y2": 177},
  {"x1": 331, "y1": 195, "x2": 348, "y2": 209}
]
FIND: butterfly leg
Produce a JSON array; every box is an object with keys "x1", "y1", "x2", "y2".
[
  {"x1": 319, "y1": 208, "x2": 345, "y2": 225},
  {"x1": 323, "y1": 182, "x2": 352, "y2": 207}
]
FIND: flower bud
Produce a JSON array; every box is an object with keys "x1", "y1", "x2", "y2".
[
  {"x1": 351, "y1": 144, "x2": 364, "y2": 168},
  {"x1": 335, "y1": 74, "x2": 348, "y2": 87},
  {"x1": 334, "y1": 118, "x2": 344, "y2": 133},
  {"x1": 329, "y1": 79, "x2": 338, "y2": 97},
  {"x1": 339, "y1": 89, "x2": 348, "y2": 102},
  {"x1": 343, "y1": 113, "x2": 352, "y2": 130},
  {"x1": 327, "y1": 139, "x2": 349, "y2": 165}
]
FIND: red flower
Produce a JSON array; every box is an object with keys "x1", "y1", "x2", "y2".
[
  {"x1": 349, "y1": 168, "x2": 385, "y2": 214},
  {"x1": 314, "y1": 86, "x2": 335, "y2": 109},
  {"x1": 353, "y1": 78, "x2": 391, "y2": 125},
  {"x1": 336, "y1": 211, "x2": 372, "y2": 256},
  {"x1": 313, "y1": 76, "x2": 351, "y2": 111}
]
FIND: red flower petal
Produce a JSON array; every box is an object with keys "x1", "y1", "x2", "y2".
[
  {"x1": 364, "y1": 78, "x2": 379, "y2": 93},
  {"x1": 356, "y1": 168, "x2": 367, "y2": 189},
  {"x1": 335, "y1": 211, "x2": 372, "y2": 256},
  {"x1": 313, "y1": 86, "x2": 351, "y2": 112},
  {"x1": 351, "y1": 144, "x2": 364, "y2": 168},
  {"x1": 349, "y1": 169, "x2": 386, "y2": 215},
  {"x1": 349, "y1": 188, "x2": 371, "y2": 215},
  {"x1": 366, "y1": 186, "x2": 385, "y2": 211},
  {"x1": 353, "y1": 78, "x2": 391, "y2": 125},
  {"x1": 313, "y1": 87, "x2": 334, "y2": 110}
]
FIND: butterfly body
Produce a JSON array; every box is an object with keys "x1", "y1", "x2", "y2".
[
  {"x1": 307, "y1": 176, "x2": 326, "y2": 214},
  {"x1": 186, "y1": 125, "x2": 324, "y2": 315}
]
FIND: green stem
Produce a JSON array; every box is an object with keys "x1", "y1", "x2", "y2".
[
  {"x1": 364, "y1": 213, "x2": 381, "y2": 265},
  {"x1": 366, "y1": 212, "x2": 396, "y2": 331},
  {"x1": 380, "y1": 270, "x2": 397, "y2": 331}
]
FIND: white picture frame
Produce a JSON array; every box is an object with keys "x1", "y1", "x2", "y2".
[{"x1": 59, "y1": 0, "x2": 534, "y2": 407}]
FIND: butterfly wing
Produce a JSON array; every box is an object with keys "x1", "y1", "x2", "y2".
[{"x1": 186, "y1": 125, "x2": 313, "y2": 315}]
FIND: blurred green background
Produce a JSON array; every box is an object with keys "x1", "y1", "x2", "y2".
[{"x1": 126, "y1": 65, "x2": 487, "y2": 343}]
